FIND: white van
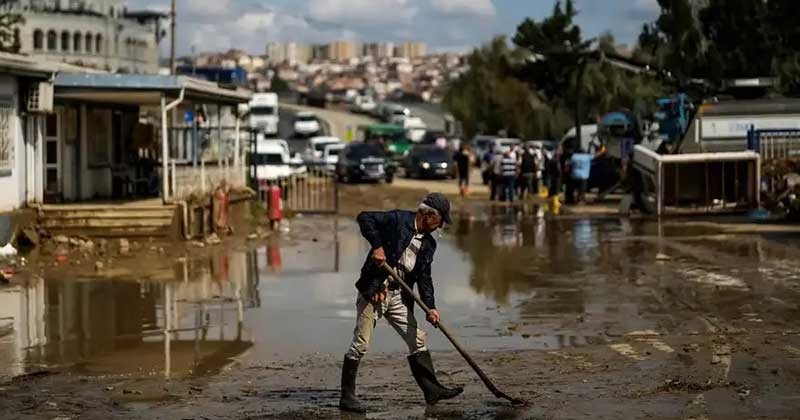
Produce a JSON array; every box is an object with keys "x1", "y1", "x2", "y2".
[
  {"x1": 251, "y1": 137, "x2": 306, "y2": 182},
  {"x1": 560, "y1": 124, "x2": 600, "y2": 154},
  {"x1": 309, "y1": 136, "x2": 342, "y2": 161},
  {"x1": 248, "y1": 92, "x2": 279, "y2": 136},
  {"x1": 252, "y1": 139, "x2": 291, "y2": 182},
  {"x1": 323, "y1": 143, "x2": 345, "y2": 173}
]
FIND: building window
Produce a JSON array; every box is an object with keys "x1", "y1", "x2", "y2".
[
  {"x1": 61, "y1": 31, "x2": 69, "y2": 52},
  {"x1": 47, "y1": 30, "x2": 56, "y2": 51},
  {"x1": 33, "y1": 29, "x2": 43, "y2": 50},
  {"x1": 73, "y1": 32, "x2": 81, "y2": 52},
  {"x1": 0, "y1": 100, "x2": 12, "y2": 173},
  {"x1": 85, "y1": 33, "x2": 92, "y2": 54},
  {"x1": 95, "y1": 34, "x2": 102, "y2": 54}
]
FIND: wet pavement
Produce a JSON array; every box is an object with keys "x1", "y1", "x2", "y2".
[{"x1": 2, "y1": 202, "x2": 800, "y2": 419}]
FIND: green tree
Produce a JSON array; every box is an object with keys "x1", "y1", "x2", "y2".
[
  {"x1": 0, "y1": 13, "x2": 24, "y2": 53},
  {"x1": 512, "y1": 0, "x2": 592, "y2": 103},
  {"x1": 636, "y1": 0, "x2": 707, "y2": 83},
  {"x1": 699, "y1": 0, "x2": 772, "y2": 82},
  {"x1": 513, "y1": 0, "x2": 594, "y2": 140},
  {"x1": 767, "y1": 0, "x2": 800, "y2": 94},
  {"x1": 443, "y1": 36, "x2": 570, "y2": 140}
]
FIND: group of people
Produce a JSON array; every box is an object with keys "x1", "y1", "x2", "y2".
[
  {"x1": 452, "y1": 141, "x2": 598, "y2": 205},
  {"x1": 479, "y1": 143, "x2": 597, "y2": 205},
  {"x1": 482, "y1": 143, "x2": 548, "y2": 203}
]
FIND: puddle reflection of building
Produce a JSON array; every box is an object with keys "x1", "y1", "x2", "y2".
[
  {"x1": 0, "y1": 275, "x2": 46, "y2": 378},
  {"x1": 0, "y1": 248, "x2": 261, "y2": 379}
]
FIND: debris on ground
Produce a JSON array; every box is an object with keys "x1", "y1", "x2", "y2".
[{"x1": 0, "y1": 243, "x2": 17, "y2": 258}]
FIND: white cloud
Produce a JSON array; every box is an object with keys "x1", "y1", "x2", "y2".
[
  {"x1": 181, "y1": 0, "x2": 236, "y2": 18},
  {"x1": 308, "y1": 0, "x2": 418, "y2": 25},
  {"x1": 632, "y1": 0, "x2": 660, "y2": 15},
  {"x1": 430, "y1": 0, "x2": 496, "y2": 17},
  {"x1": 182, "y1": 10, "x2": 359, "y2": 54}
]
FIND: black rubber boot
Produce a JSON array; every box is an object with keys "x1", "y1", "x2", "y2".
[
  {"x1": 408, "y1": 351, "x2": 463, "y2": 405},
  {"x1": 339, "y1": 356, "x2": 366, "y2": 413}
]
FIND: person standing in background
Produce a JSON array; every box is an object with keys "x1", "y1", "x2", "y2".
[
  {"x1": 454, "y1": 144, "x2": 472, "y2": 197},
  {"x1": 518, "y1": 146, "x2": 537, "y2": 200},
  {"x1": 490, "y1": 147, "x2": 504, "y2": 201},
  {"x1": 500, "y1": 150, "x2": 518, "y2": 203},
  {"x1": 547, "y1": 146, "x2": 563, "y2": 200},
  {"x1": 569, "y1": 149, "x2": 592, "y2": 204}
]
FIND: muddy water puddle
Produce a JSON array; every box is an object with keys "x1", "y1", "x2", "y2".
[{"x1": 2, "y1": 205, "x2": 800, "y2": 381}]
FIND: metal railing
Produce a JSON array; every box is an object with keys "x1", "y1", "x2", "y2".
[
  {"x1": 254, "y1": 163, "x2": 339, "y2": 214},
  {"x1": 747, "y1": 128, "x2": 800, "y2": 161}
]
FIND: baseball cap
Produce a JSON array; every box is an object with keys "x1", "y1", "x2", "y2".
[{"x1": 422, "y1": 192, "x2": 452, "y2": 225}]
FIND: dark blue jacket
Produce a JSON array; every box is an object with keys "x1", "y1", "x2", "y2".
[{"x1": 356, "y1": 210, "x2": 437, "y2": 310}]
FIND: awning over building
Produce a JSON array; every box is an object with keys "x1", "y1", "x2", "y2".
[
  {"x1": 54, "y1": 74, "x2": 252, "y2": 105},
  {"x1": 0, "y1": 52, "x2": 59, "y2": 78}
]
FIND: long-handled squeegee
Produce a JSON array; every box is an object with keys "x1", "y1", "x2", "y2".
[{"x1": 380, "y1": 262, "x2": 527, "y2": 406}]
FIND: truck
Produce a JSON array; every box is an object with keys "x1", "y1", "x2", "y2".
[
  {"x1": 358, "y1": 123, "x2": 412, "y2": 160},
  {"x1": 248, "y1": 93, "x2": 279, "y2": 136}
]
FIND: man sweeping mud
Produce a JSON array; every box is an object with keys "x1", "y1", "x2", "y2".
[{"x1": 340, "y1": 193, "x2": 463, "y2": 413}]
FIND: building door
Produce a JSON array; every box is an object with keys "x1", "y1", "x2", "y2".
[{"x1": 44, "y1": 112, "x2": 60, "y2": 201}]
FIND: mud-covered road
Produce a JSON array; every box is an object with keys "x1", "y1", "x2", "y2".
[{"x1": 1, "y1": 191, "x2": 800, "y2": 419}]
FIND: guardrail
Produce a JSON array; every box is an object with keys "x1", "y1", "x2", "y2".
[
  {"x1": 254, "y1": 162, "x2": 338, "y2": 214},
  {"x1": 747, "y1": 128, "x2": 800, "y2": 160}
]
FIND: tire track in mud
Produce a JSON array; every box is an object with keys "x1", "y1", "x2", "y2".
[{"x1": 600, "y1": 233, "x2": 800, "y2": 420}]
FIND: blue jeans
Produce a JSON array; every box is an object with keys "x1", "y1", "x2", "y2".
[{"x1": 503, "y1": 175, "x2": 516, "y2": 202}]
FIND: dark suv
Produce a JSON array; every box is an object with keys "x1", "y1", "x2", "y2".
[
  {"x1": 336, "y1": 142, "x2": 394, "y2": 184},
  {"x1": 404, "y1": 145, "x2": 456, "y2": 179}
]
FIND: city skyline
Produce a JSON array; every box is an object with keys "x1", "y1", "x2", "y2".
[{"x1": 128, "y1": 0, "x2": 661, "y2": 56}]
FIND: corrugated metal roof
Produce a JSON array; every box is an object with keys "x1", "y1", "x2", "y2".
[
  {"x1": 54, "y1": 73, "x2": 252, "y2": 103},
  {"x1": 55, "y1": 73, "x2": 181, "y2": 90}
]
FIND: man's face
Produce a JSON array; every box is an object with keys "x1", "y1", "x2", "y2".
[{"x1": 418, "y1": 211, "x2": 443, "y2": 233}]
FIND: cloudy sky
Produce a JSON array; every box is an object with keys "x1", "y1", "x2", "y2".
[{"x1": 127, "y1": 0, "x2": 661, "y2": 56}]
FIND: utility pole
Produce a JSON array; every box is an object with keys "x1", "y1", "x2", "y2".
[{"x1": 170, "y1": 0, "x2": 176, "y2": 74}]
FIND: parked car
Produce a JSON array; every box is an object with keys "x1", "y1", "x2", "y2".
[
  {"x1": 336, "y1": 142, "x2": 394, "y2": 184},
  {"x1": 404, "y1": 145, "x2": 456, "y2": 179},
  {"x1": 381, "y1": 103, "x2": 410, "y2": 123},
  {"x1": 351, "y1": 95, "x2": 377, "y2": 114},
  {"x1": 323, "y1": 143, "x2": 345, "y2": 173},
  {"x1": 251, "y1": 137, "x2": 307, "y2": 180},
  {"x1": 293, "y1": 111, "x2": 321, "y2": 137},
  {"x1": 308, "y1": 136, "x2": 342, "y2": 161},
  {"x1": 251, "y1": 138, "x2": 292, "y2": 182}
]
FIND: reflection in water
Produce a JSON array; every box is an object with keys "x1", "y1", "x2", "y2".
[
  {"x1": 0, "y1": 249, "x2": 261, "y2": 379},
  {"x1": 4, "y1": 211, "x2": 795, "y2": 380}
]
